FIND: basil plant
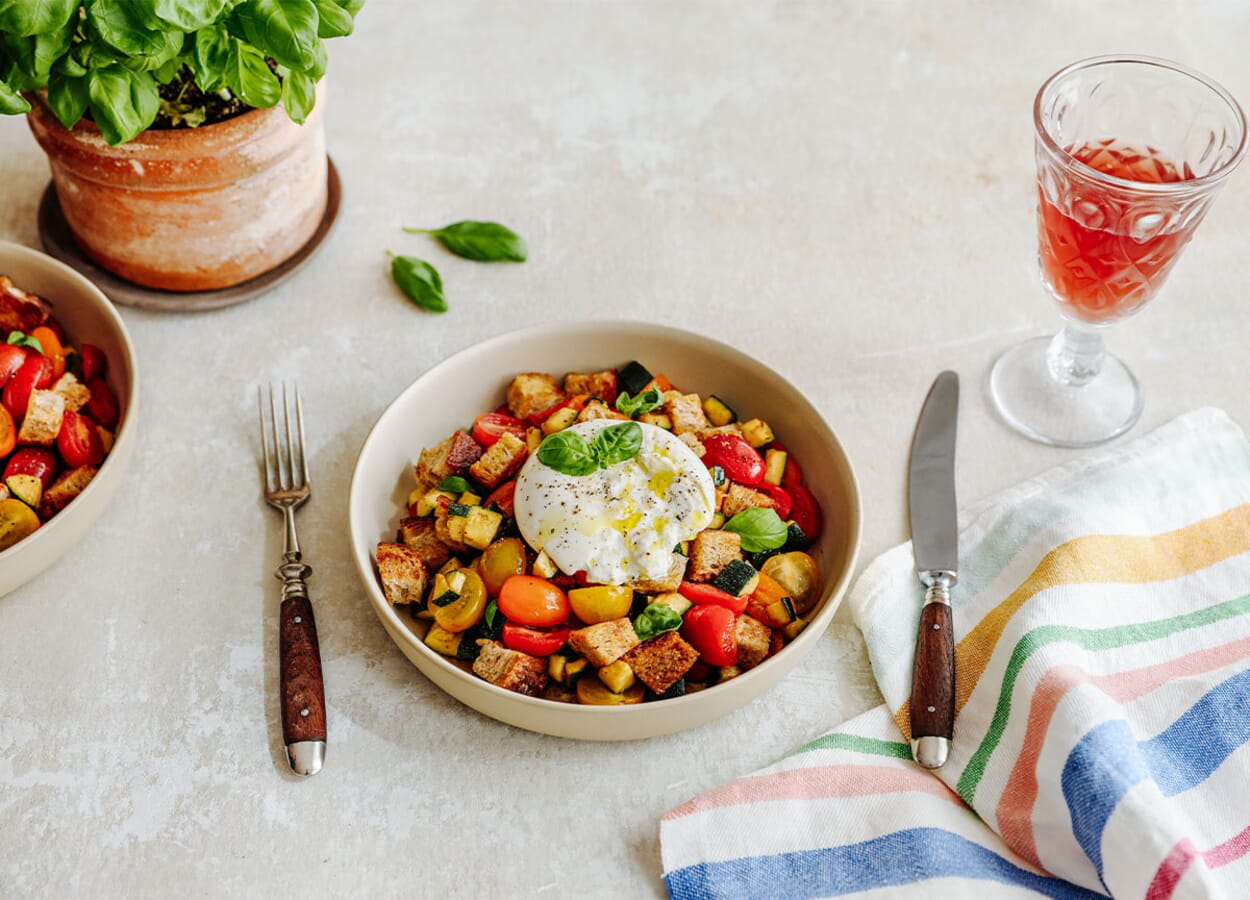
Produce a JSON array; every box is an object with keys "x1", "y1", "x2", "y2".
[{"x1": 0, "y1": 0, "x2": 363, "y2": 145}]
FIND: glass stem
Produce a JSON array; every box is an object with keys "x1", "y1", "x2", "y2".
[{"x1": 1046, "y1": 322, "x2": 1105, "y2": 386}]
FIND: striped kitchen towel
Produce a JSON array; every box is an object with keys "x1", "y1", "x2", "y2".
[{"x1": 662, "y1": 408, "x2": 1250, "y2": 899}]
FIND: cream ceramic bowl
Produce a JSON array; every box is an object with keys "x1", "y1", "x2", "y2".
[
  {"x1": 349, "y1": 321, "x2": 861, "y2": 740},
  {"x1": 0, "y1": 242, "x2": 138, "y2": 597}
]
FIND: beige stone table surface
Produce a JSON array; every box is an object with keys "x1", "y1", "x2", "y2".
[{"x1": 3, "y1": 2, "x2": 1250, "y2": 897}]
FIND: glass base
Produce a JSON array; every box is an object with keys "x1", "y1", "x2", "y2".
[{"x1": 989, "y1": 335, "x2": 1143, "y2": 447}]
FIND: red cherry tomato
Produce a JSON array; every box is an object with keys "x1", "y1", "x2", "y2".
[
  {"x1": 472, "y1": 411, "x2": 526, "y2": 448},
  {"x1": 0, "y1": 345, "x2": 26, "y2": 386},
  {"x1": 57, "y1": 409, "x2": 105, "y2": 468},
  {"x1": 525, "y1": 398, "x2": 572, "y2": 427},
  {"x1": 80, "y1": 344, "x2": 106, "y2": 383},
  {"x1": 498, "y1": 575, "x2": 571, "y2": 627},
  {"x1": 484, "y1": 480, "x2": 516, "y2": 517},
  {"x1": 702, "y1": 434, "x2": 765, "y2": 485},
  {"x1": 681, "y1": 605, "x2": 738, "y2": 667},
  {"x1": 0, "y1": 406, "x2": 14, "y2": 457},
  {"x1": 788, "y1": 484, "x2": 823, "y2": 540},
  {"x1": 4, "y1": 447, "x2": 59, "y2": 488},
  {"x1": 501, "y1": 622, "x2": 571, "y2": 657},
  {"x1": 84, "y1": 378, "x2": 119, "y2": 429},
  {"x1": 2, "y1": 355, "x2": 52, "y2": 422},
  {"x1": 755, "y1": 483, "x2": 793, "y2": 521},
  {"x1": 678, "y1": 580, "x2": 748, "y2": 614}
]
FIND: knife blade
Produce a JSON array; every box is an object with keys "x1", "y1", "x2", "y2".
[{"x1": 907, "y1": 371, "x2": 959, "y2": 769}]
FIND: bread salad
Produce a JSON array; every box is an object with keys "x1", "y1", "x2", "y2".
[
  {"x1": 375, "y1": 360, "x2": 823, "y2": 704},
  {"x1": 0, "y1": 276, "x2": 119, "y2": 552}
]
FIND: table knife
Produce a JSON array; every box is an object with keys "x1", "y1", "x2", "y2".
[{"x1": 907, "y1": 371, "x2": 959, "y2": 769}]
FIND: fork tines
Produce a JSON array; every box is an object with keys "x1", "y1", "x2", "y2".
[{"x1": 257, "y1": 382, "x2": 309, "y2": 497}]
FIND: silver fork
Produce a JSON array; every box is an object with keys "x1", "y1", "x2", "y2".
[{"x1": 258, "y1": 382, "x2": 326, "y2": 777}]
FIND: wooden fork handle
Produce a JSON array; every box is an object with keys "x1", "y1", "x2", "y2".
[{"x1": 277, "y1": 554, "x2": 326, "y2": 775}]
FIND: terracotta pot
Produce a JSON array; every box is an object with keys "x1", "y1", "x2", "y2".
[{"x1": 26, "y1": 85, "x2": 328, "y2": 293}]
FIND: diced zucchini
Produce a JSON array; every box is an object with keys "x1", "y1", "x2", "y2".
[
  {"x1": 416, "y1": 488, "x2": 457, "y2": 516},
  {"x1": 764, "y1": 449, "x2": 787, "y2": 486},
  {"x1": 703, "y1": 395, "x2": 736, "y2": 427},
  {"x1": 5, "y1": 474, "x2": 41, "y2": 509},
  {"x1": 709, "y1": 465, "x2": 727, "y2": 487},
  {"x1": 597, "y1": 660, "x2": 638, "y2": 695},
  {"x1": 718, "y1": 665, "x2": 743, "y2": 682},
  {"x1": 674, "y1": 540, "x2": 689, "y2": 557},
  {"x1": 638, "y1": 412, "x2": 672, "y2": 430},
  {"x1": 459, "y1": 491, "x2": 482, "y2": 507},
  {"x1": 446, "y1": 570, "x2": 468, "y2": 593},
  {"x1": 463, "y1": 506, "x2": 504, "y2": 550},
  {"x1": 533, "y1": 549, "x2": 558, "y2": 578},
  {"x1": 447, "y1": 502, "x2": 470, "y2": 517},
  {"x1": 750, "y1": 596, "x2": 797, "y2": 628},
  {"x1": 431, "y1": 589, "x2": 460, "y2": 607},
  {"x1": 424, "y1": 622, "x2": 463, "y2": 656},
  {"x1": 565, "y1": 658, "x2": 590, "y2": 684},
  {"x1": 548, "y1": 654, "x2": 569, "y2": 683},
  {"x1": 446, "y1": 514, "x2": 467, "y2": 544},
  {"x1": 713, "y1": 559, "x2": 759, "y2": 597},
  {"x1": 652, "y1": 592, "x2": 693, "y2": 616},
  {"x1": 654, "y1": 678, "x2": 686, "y2": 700},
  {"x1": 526, "y1": 426, "x2": 543, "y2": 453},
  {"x1": 782, "y1": 521, "x2": 811, "y2": 552},
  {"x1": 577, "y1": 677, "x2": 645, "y2": 705},
  {"x1": 710, "y1": 511, "x2": 726, "y2": 529},
  {"x1": 542, "y1": 406, "x2": 579, "y2": 434},
  {"x1": 617, "y1": 361, "x2": 653, "y2": 395},
  {"x1": 740, "y1": 418, "x2": 774, "y2": 448},
  {"x1": 783, "y1": 618, "x2": 808, "y2": 640},
  {"x1": 438, "y1": 558, "x2": 460, "y2": 575}
]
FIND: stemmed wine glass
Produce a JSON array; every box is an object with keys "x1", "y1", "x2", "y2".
[{"x1": 990, "y1": 55, "x2": 1247, "y2": 447}]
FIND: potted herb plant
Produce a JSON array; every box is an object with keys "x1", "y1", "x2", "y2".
[{"x1": 0, "y1": 1, "x2": 362, "y2": 293}]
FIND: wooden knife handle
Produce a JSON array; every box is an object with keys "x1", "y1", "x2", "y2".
[
  {"x1": 279, "y1": 593, "x2": 327, "y2": 746},
  {"x1": 910, "y1": 601, "x2": 955, "y2": 741}
]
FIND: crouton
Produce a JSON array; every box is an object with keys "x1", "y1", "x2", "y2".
[
  {"x1": 375, "y1": 542, "x2": 429, "y2": 606},
  {"x1": 689, "y1": 529, "x2": 742, "y2": 582},
  {"x1": 676, "y1": 431, "x2": 706, "y2": 458},
  {"x1": 433, "y1": 499, "x2": 469, "y2": 552},
  {"x1": 469, "y1": 430, "x2": 527, "y2": 489},
  {"x1": 507, "y1": 372, "x2": 565, "y2": 420},
  {"x1": 17, "y1": 390, "x2": 65, "y2": 446},
  {"x1": 415, "y1": 430, "x2": 483, "y2": 490},
  {"x1": 52, "y1": 373, "x2": 91, "y2": 412},
  {"x1": 628, "y1": 552, "x2": 688, "y2": 594},
  {"x1": 623, "y1": 630, "x2": 699, "y2": 694},
  {"x1": 472, "y1": 641, "x2": 548, "y2": 696},
  {"x1": 563, "y1": 370, "x2": 618, "y2": 404},
  {"x1": 664, "y1": 392, "x2": 710, "y2": 435},
  {"x1": 37, "y1": 466, "x2": 96, "y2": 519},
  {"x1": 735, "y1": 614, "x2": 772, "y2": 669},
  {"x1": 722, "y1": 483, "x2": 774, "y2": 518},
  {"x1": 0, "y1": 276, "x2": 51, "y2": 332},
  {"x1": 398, "y1": 516, "x2": 452, "y2": 570},
  {"x1": 577, "y1": 398, "x2": 630, "y2": 423},
  {"x1": 568, "y1": 618, "x2": 640, "y2": 668}
]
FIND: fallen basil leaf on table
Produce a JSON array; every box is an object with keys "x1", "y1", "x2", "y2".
[
  {"x1": 388, "y1": 253, "x2": 448, "y2": 312},
  {"x1": 404, "y1": 221, "x2": 528, "y2": 263}
]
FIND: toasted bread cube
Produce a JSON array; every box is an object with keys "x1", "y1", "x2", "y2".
[
  {"x1": 469, "y1": 431, "x2": 528, "y2": 489},
  {"x1": 507, "y1": 373, "x2": 565, "y2": 420},
  {"x1": 699, "y1": 423, "x2": 744, "y2": 439},
  {"x1": 735, "y1": 614, "x2": 772, "y2": 669},
  {"x1": 664, "y1": 392, "x2": 710, "y2": 435},
  {"x1": 676, "y1": 431, "x2": 706, "y2": 458},
  {"x1": 722, "y1": 483, "x2": 774, "y2": 518},
  {"x1": 376, "y1": 542, "x2": 429, "y2": 606},
  {"x1": 17, "y1": 390, "x2": 65, "y2": 446},
  {"x1": 740, "y1": 419, "x2": 774, "y2": 448},
  {"x1": 464, "y1": 506, "x2": 503, "y2": 550},
  {"x1": 52, "y1": 373, "x2": 91, "y2": 412},
  {"x1": 577, "y1": 399, "x2": 630, "y2": 423},
  {"x1": 598, "y1": 659, "x2": 637, "y2": 693},
  {"x1": 563, "y1": 370, "x2": 619, "y2": 404},
  {"x1": 541, "y1": 405, "x2": 580, "y2": 434},
  {"x1": 472, "y1": 641, "x2": 548, "y2": 696},
  {"x1": 0, "y1": 276, "x2": 51, "y2": 332},
  {"x1": 628, "y1": 552, "x2": 688, "y2": 594},
  {"x1": 37, "y1": 466, "x2": 95, "y2": 519},
  {"x1": 623, "y1": 630, "x2": 699, "y2": 694},
  {"x1": 568, "y1": 618, "x2": 640, "y2": 668},
  {"x1": 398, "y1": 516, "x2": 452, "y2": 570},
  {"x1": 689, "y1": 529, "x2": 742, "y2": 582},
  {"x1": 415, "y1": 431, "x2": 483, "y2": 490}
]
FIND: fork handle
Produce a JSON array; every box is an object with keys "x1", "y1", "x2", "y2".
[{"x1": 277, "y1": 552, "x2": 326, "y2": 775}]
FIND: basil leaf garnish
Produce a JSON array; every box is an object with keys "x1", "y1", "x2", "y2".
[
  {"x1": 6, "y1": 331, "x2": 43, "y2": 354},
  {"x1": 591, "y1": 422, "x2": 643, "y2": 467},
  {"x1": 404, "y1": 221, "x2": 528, "y2": 263},
  {"x1": 615, "y1": 388, "x2": 662, "y2": 418},
  {"x1": 484, "y1": 600, "x2": 499, "y2": 631},
  {"x1": 537, "y1": 430, "x2": 598, "y2": 476},
  {"x1": 438, "y1": 476, "x2": 470, "y2": 494},
  {"x1": 388, "y1": 252, "x2": 447, "y2": 312},
  {"x1": 722, "y1": 507, "x2": 788, "y2": 553},
  {"x1": 633, "y1": 602, "x2": 683, "y2": 641}
]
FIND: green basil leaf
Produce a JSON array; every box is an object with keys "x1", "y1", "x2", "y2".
[
  {"x1": 591, "y1": 421, "x2": 643, "y2": 468},
  {"x1": 312, "y1": 0, "x2": 354, "y2": 37},
  {"x1": 87, "y1": 65, "x2": 159, "y2": 145},
  {"x1": 0, "y1": 0, "x2": 76, "y2": 38},
  {"x1": 0, "y1": 76, "x2": 29, "y2": 114},
  {"x1": 88, "y1": 0, "x2": 168, "y2": 58},
  {"x1": 7, "y1": 331, "x2": 43, "y2": 353},
  {"x1": 280, "y1": 68, "x2": 315, "y2": 123},
  {"x1": 229, "y1": 0, "x2": 319, "y2": 71},
  {"x1": 722, "y1": 507, "x2": 789, "y2": 553},
  {"x1": 54, "y1": 55, "x2": 88, "y2": 79},
  {"x1": 191, "y1": 25, "x2": 231, "y2": 91},
  {"x1": 47, "y1": 72, "x2": 88, "y2": 129},
  {"x1": 225, "y1": 40, "x2": 281, "y2": 108},
  {"x1": 388, "y1": 253, "x2": 447, "y2": 313},
  {"x1": 336, "y1": 0, "x2": 365, "y2": 15},
  {"x1": 150, "y1": 0, "x2": 233, "y2": 32},
  {"x1": 537, "y1": 430, "x2": 598, "y2": 477},
  {"x1": 633, "y1": 602, "x2": 682, "y2": 642},
  {"x1": 484, "y1": 600, "x2": 499, "y2": 630},
  {"x1": 615, "y1": 388, "x2": 662, "y2": 418},
  {"x1": 404, "y1": 221, "x2": 527, "y2": 263},
  {"x1": 437, "y1": 476, "x2": 470, "y2": 494}
]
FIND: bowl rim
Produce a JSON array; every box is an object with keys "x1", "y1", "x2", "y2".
[
  {"x1": 348, "y1": 318, "x2": 863, "y2": 720},
  {"x1": 0, "y1": 239, "x2": 140, "y2": 567}
]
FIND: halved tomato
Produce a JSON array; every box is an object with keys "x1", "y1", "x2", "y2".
[
  {"x1": 501, "y1": 622, "x2": 571, "y2": 657},
  {"x1": 84, "y1": 379, "x2": 119, "y2": 429},
  {"x1": 0, "y1": 406, "x2": 15, "y2": 457},
  {"x1": 4, "y1": 447, "x2": 59, "y2": 488},
  {"x1": 57, "y1": 409, "x2": 105, "y2": 468},
  {"x1": 80, "y1": 344, "x2": 106, "y2": 383},
  {"x1": 0, "y1": 345, "x2": 26, "y2": 386},
  {"x1": 472, "y1": 411, "x2": 526, "y2": 448},
  {"x1": 2, "y1": 355, "x2": 52, "y2": 422}
]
